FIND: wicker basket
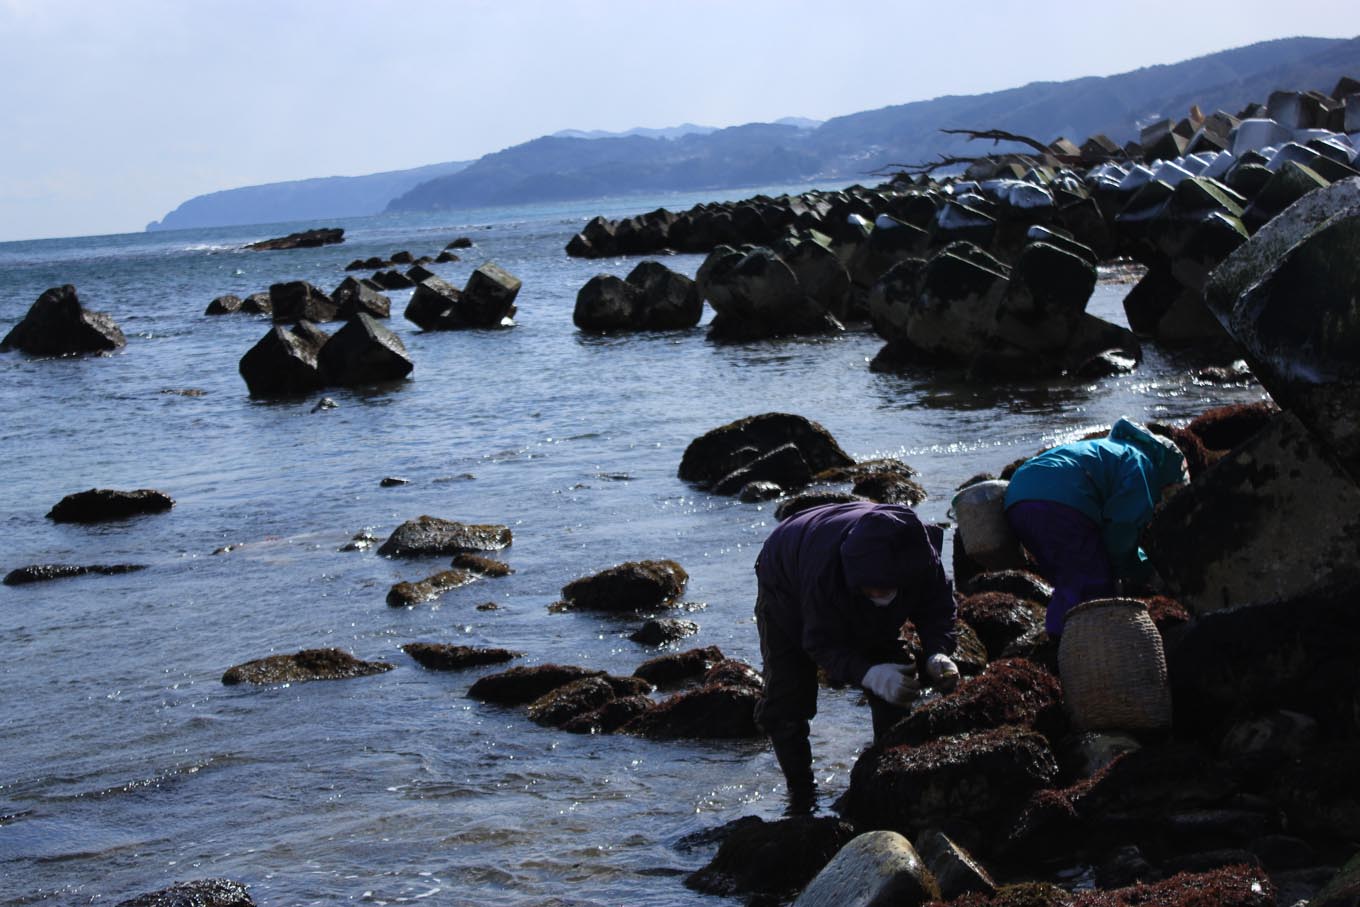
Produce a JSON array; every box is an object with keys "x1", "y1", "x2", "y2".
[{"x1": 1058, "y1": 598, "x2": 1171, "y2": 731}]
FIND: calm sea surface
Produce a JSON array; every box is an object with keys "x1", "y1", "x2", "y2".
[{"x1": 0, "y1": 189, "x2": 1265, "y2": 906}]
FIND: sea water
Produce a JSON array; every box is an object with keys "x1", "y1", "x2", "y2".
[{"x1": 0, "y1": 189, "x2": 1266, "y2": 906}]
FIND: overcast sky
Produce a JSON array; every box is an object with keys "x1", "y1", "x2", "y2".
[{"x1": 0, "y1": 0, "x2": 1355, "y2": 242}]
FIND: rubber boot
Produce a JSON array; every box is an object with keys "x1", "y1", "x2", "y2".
[{"x1": 771, "y1": 734, "x2": 816, "y2": 815}]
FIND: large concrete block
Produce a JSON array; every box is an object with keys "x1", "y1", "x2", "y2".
[{"x1": 1144, "y1": 412, "x2": 1360, "y2": 615}]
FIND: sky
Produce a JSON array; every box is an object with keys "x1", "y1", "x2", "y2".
[{"x1": 0, "y1": 0, "x2": 1356, "y2": 242}]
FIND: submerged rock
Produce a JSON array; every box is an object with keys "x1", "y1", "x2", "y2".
[
  {"x1": 113, "y1": 878, "x2": 255, "y2": 907},
  {"x1": 629, "y1": 617, "x2": 699, "y2": 646},
  {"x1": 559, "y1": 559, "x2": 688, "y2": 612},
  {"x1": 47, "y1": 488, "x2": 174, "y2": 523},
  {"x1": 238, "y1": 323, "x2": 327, "y2": 396},
  {"x1": 451, "y1": 553, "x2": 513, "y2": 576},
  {"x1": 316, "y1": 313, "x2": 413, "y2": 386},
  {"x1": 622, "y1": 682, "x2": 761, "y2": 739},
  {"x1": 4, "y1": 563, "x2": 146, "y2": 585},
  {"x1": 205, "y1": 294, "x2": 243, "y2": 315},
  {"x1": 245, "y1": 227, "x2": 343, "y2": 251},
  {"x1": 1, "y1": 285, "x2": 126, "y2": 356},
  {"x1": 378, "y1": 516, "x2": 512, "y2": 557},
  {"x1": 386, "y1": 569, "x2": 475, "y2": 607},
  {"x1": 467, "y1": 664, "x2": 605, "y2": 705},
  {"x1": 222, "y1": 648, "x2": 393, "y2": 685},
  {"x1": 401, "y1": 643, "x2": 520, "y2": 670},
  {"x1": 633, "y1": 645, "x2": 726, "y2": 685}
]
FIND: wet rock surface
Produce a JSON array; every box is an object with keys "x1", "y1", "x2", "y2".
[
  {"x1": 378, "y1": 516, "x2": 512, "y2": 557},
  {"x1": 684, "y1": 815, "x2": 858, "y2": 898},
  {"x1": 222, "y1": 648, "x2": 393, "y2": 685},
  {"x1": 1, "y1": 284, "x2": 126, "y2": 356},
  {"x1": 467, "y1": 664, "x2": 606, "y2": 705},
  {"x1": 4, "y1": 563, "x2": 146, "y2": 585},
  {"x1": 401, "y1": 643, "x2": 520, "y2": 670},
  {"x1": 679, "y1": 412, "x2": 855, "y2": 496},
  {"x1": 47, "y1": 488, "x2": 174, "y2": 523},
  {"x1": 632, "y1": 646, "x2": 726, "y2": 685},
  {"x1": 559, "y1": 559, "x2": 688, "y2": 612},
  {"x1": 629, "y1": 617, "x2": 699, "y2": 646},
  {"x1": 113, "y1": 878, "x2": 255, "y2": 907},
  {"x1": 386, "y1": 568, "x2": 475, "y2": 606},
  {"x1": 245, "y1": 227, "x2": 343, "y2": 251}
]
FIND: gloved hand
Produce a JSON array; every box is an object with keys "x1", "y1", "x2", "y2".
[
  {"x1": 925, "y1": 653, "x2": 960, "y2": 691},
  {"x1": 861, "y1": 663, "x2": 921, "y2": 707}
]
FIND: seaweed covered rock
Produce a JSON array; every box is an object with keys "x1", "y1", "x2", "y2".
[
  {"x1": 401, "y1": 643, "x2": 519, "y2": 670},
  {"x1": 113, "y1": 878, "x2": 255, "y2": 907},
  {"x1": 880, "y1": 659, "x2": 1065, "y2": 748},
  {"x1": 451, "y1": 553, "x2": 513, "y2": 576},
  {"x1": 623, "y1": 683, "x2": 761, "y2": 739},
  {"x1": 378, "y1": 516, "x2": 512, "y2": 557},
  {"x1": 3, "y1": 563, "x2": 146, "y2": 585},
  {"x1": 679, "y1": 412, "x2": 854, "y2": 494},
  {"x1": 1186, "y1": 401, "x2": 1281, "y2": 453},
  {"x1": 958, "y1": 593, "x2": 1047, "y2": 659},
  {"x1": 527, "y1": 676, "x2": 626, "y2": 727},
  {"x1": 629, "y1": 617, "x2": 699, "y2": 646},
  {"x1": 559, "y1": 559, "x2": 688, "y2": 612},
  {"x1": 775, "y1": 491, "x2": 865, "y2": 521},
  {"x1": 703, "y1": 659, "x2": 763, "y2": 691},
  {"x1": 467, "y1": 664, "x2": 604, "y2": 705},
  {"x1": 633, "y1": 645, "x2": 726, "y2": 685},
  {"x1": 47, "y1": 488, "x2": 174, "y2": 523},
  {"x1": 926, "y1": 864, "x2": 1273, "y2": 907},
  {"x1": 386, "y1": 569, "x2": 475, "y2": 606},
  {"x1": 560, "y1": 694, "x2": 656, "y2": 734},
  {"x1": 1, "y1": 285, "x2": 126, "y2": 356},
  {"x1": 684, "y1": 815, "x2": 857, "y2": 898},
  {"x1": 842, "y1": 726, "x2": 1059, "y2": 838},
  {"x1": 222, "y1": 648, "x2": 393, "y2": 685}
]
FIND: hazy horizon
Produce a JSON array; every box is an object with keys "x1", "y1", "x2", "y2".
[{"x1": 1, "y1": 0, "x2": 1357, "y2": 243}]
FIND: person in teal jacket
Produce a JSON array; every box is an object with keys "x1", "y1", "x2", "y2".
[{"x1": 1004, "y1": 418, "x2": 1189, "y2": 636}]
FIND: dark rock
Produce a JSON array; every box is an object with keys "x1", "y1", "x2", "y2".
[
  {"x1": 1096, "y1": 843, "x2": 1159, "y2": 888},
  {"x1": 222, "y1": 648, "x2": 393, "y2": 685},
  {"x1": 379, "y1": 476, "x2": 408, "y2": 487},
  {"x1": 371, "y1": 269, "x2": 415, "y2": 290},
  {"x1": 451, "y1": 553, "x2": 512, "y2": 576},
  {"x1": 699, "y1": 246, "x2": 837, "y2": 339},
  {"x1": 528, "y1": 676, "x2": 622, "y2": 727},
  {"x1": 401, "y1": 643, "x2": 519, "y2": 670},
  {"x1": 467, "y1": 664, "x2": 605, "y2": 705},
  {"x1": 405, "y1": 276, "x2": 463, "y2": 330},
  {"x1": 711, "y1": 442, "x2": 813, "y2": 496},
  {"x1": 625, "y1": 260, "x2": 703, "y2": 329},
  {"x1": 1145, "y1": 412, "x2": 1360, "y2": 615},
  {"x1": 683, "y1": 815, "x2": 857, "y2": 898},
  {"x1": 738, "y1": 480, "x2": 783, "y2": 502},
  {"x1": 268, "y1": 281, "x2": 339, "y2": 323},
  {"x1": 1, "y1": 285, "x2": 126, "y2": 356},
  {"x1": 458, "y1": 262, "x2": 521, "y2": 327},
  {"x1": 774, "y1": 491, "x2": 864, "y2": 521},
  {"x1": 899, "y1": 619, "x2": 990, "y2": 679},
  {"x1": 405, "y1": 264, "x2": 437, "y2": 284},
  {"x1": 1072, "y1": 349, "x2": 1138, "y2": 378},
  {"x1": 851, "y1": 471, "x2": 926, "y2": 505},
  {"x1": 784, "y1": 239, "x2": 855, "y2": 321},
  {"x1": 573, "y1": 274, "x2": 643, "y2": 331},
  {"x1": 962, "y1": 570, "x2": 1051, "y2": 606},
  {"x1": 796, "y1": 829, "x2": 941, "y2": 907},
  {"x1": 389, "y1": 250, "x2": 414, "y2": 264},
  {"x1": 330, "y1": 277, "x2": 391, "y2": 320},
  {"x1": 434, "y1": 250, "x2": 460, "y2": 263},
  {"x1": 239, "y1": 324, "x2": 327, "y2": 396},
  {"x1": 633, "y1": 646, "x2": 726, "y2": 685},
  {"x1": 1186, "y1": 401, "x2": 1280, "y2": 452},
  {"x1": 917, "y1": 830, "x2": 997, "y2": 900},
  {"x1": 994, "y1": 241, "x2": 1098, "y2": 355},
  {"x1": 958, "y1": 593, "x2": 1046, "y2": 659},
  {"x1": 378, "y1": 516, "x2": 512, "y2": 557},
  {"x1": 560, "y1": 695, "x2": 656, "y2": 734},
  {"x1": 386, "y1": 569, "x2": 475, "y2": 607},
  {"x1": 703, "y1": 659, "x2": 763, "y2": 691},
  {"x1": 629, "y1": 618, "x2": 699, "y2": 646},
  {"x1": 113, "y1": 879, "x2": 254, "y2": 907},
  {"x1": 205, "y1": 294, "x2": 243, "y2": 315},
  {"x1": 240, "y1": 292, "x2": 272, "y2": 315},
  {"x1": 245, "y1": 227, "x2": 343, "y2": 251},
  {"x1": 623, "y1": 683, "x2": 761, "y2": 738},
  {"x1": 560, "y1": 559, "x2": 687, "y2": 612},
  {"x1": 879, "y1": 659, "x2": 1065, "y2": 747},
  {"x1": 679, "y1": 412, "x2": 854, "y2": 488},
  {"x1": 4, "y1": 563, "x2": 146, "y2": 585},
  {"x1": 47, "y1": 488, "x2": 174, "y2": 523},
  {"x1": 445, "y1": 237, "x2": 473, "y2": 249},
  {"x1": 317, "y1": 313, "x2": 413, "y2": 386}
]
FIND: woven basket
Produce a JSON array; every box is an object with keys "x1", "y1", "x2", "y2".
[{"x1": 1058, "y1": 598, "x2": 1171, "y2": 731}]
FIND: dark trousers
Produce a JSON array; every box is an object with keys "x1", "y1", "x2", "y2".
[
  {"x1": 1006, "y1": 499, "x2": 1115, "y2": 636},
  {"x1": 753, "y1": 587, "x2": 911, "y2": 794}
]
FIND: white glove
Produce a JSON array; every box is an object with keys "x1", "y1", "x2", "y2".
[
  {"x1": 862, "y1": 663, "x2": 921, "y2": 707},
  {"x1": 926, "y1": 654, "x2": 960, "y2": 691}
]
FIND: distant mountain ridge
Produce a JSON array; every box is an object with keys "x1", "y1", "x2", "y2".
[
  {"x1": 146, "y1": 159, "x2": 473, "y2": 231},
  {"x1": 149, "y1": 36, "x2": 1360, "y2": 229}
]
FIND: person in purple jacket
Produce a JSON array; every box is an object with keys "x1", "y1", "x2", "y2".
[{"x1": 753, "y1": 501, "x2": 959, "y2": 813}]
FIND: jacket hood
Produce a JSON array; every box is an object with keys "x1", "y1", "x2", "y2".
[
  {"x1": 840, "y1": 507, "x2": 931, "y2": 589},
  {"x1": 1109, "y1": 417, "x2": 1189, "y2": 488}
]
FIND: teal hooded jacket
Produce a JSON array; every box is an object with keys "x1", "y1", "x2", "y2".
[{"x1": 1003, "y1": 419, "x2": 1188, "y2": 579}]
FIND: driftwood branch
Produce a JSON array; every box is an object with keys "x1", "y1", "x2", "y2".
[{"x1": 939, "y1": 127, "x2": 1055, "y2": 157}]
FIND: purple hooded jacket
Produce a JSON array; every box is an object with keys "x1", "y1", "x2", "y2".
[{"x1": 756, "y1": 501, "x2": 957, "y2": 687}]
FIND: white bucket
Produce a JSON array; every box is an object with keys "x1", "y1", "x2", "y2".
[{"x1": 950, "y1": 480, "x2": 1022, "y2": 569}]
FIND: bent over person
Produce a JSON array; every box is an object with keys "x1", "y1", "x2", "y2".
[{"x1": 753, "y1": 501, "x2": 958, "y2": 813}]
